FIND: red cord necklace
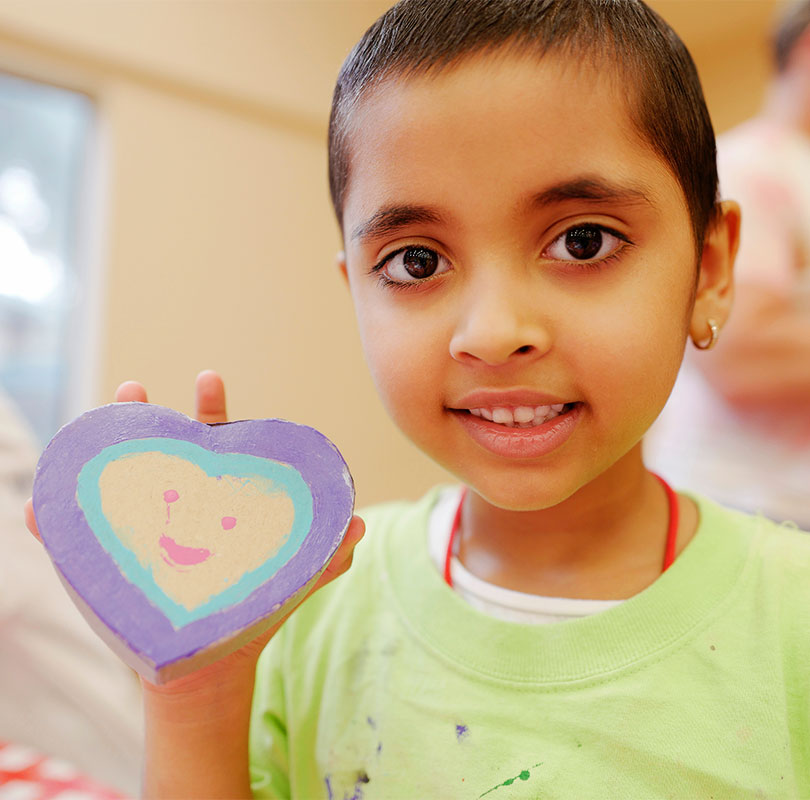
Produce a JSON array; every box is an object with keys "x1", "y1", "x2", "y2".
[{"x1": 443, "y1": 473, "x2": 680, "y2": 588}]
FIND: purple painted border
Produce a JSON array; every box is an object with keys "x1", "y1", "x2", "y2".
[{"x1": 32, "y1": 403, "x2": 354, "y2": 673}]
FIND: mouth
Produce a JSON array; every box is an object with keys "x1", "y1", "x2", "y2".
[
  {"x1": 465, "y1": 402, "x2": 573, "y2": 428},
  {"x1": 449, "y1": 401, "x2": 583, "y2": 459},
  {"x1": 160, "y1": 534, "x2": 212, "y2": 568}
]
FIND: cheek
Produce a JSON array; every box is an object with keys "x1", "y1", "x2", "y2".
[
  {"x1": 353, "y1": 299, "x2": 397, "y2": 382},
  {"x1": 365, "y1": 327, "x2": 437, "y2": 402},
  {"x1": 579, "y1": 298, "x2": 688, "y2": 429},
  {"x1": 352, "y1": 296, "x2": 448, "y2": 418}
]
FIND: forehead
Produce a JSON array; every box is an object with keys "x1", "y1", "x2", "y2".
[{"x1": 342, "y1": 51, "x2": 688, "y2": 236}]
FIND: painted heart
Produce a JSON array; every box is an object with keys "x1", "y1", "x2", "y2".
[{"x1": 32, "y1": 402, "x2": 354, "y2": 683}]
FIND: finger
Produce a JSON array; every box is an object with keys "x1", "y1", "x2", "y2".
[
  {"x1": 195, "y1": 370, "x2": 228, "y2": 424},
  {"x1": 115, "y1": 381, "x2": 148, "y2": 403},
  {"x1": 311, "y1": 515, "x2": 365, "y2": 593},
  {"x1": 24, "y1": 497, "x2": 43, "y2": 544}
]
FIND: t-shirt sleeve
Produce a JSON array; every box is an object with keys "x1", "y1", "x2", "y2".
[{"x1": 249, "y1": 629, "x2": 290, "y2": 800}]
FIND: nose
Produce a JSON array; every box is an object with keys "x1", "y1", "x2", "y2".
[{"x1": 449, "y1": 277, "x2": 552, "y2": 366}]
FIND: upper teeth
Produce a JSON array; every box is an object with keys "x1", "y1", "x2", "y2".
[{"x1": 469, "y1": 404, "x2": 566, "y2": 427}]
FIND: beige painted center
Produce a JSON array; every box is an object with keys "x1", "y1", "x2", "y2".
[{"x1": 98, "y1": 451, "x2": 295, "y2": 610}]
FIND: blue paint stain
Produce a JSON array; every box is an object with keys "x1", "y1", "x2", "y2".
[
  {"x1": 376, "y1": 742, "x2": 383, "y2": 756},
  {"x1": 366, "y1": 716, "x2": 377, "y2": 729},
  {"x1": 326, "y1": 771, "x2": 371, "y2": 800},
  {"x1": 456, "y1": 723, "x2": 469, "y2": 742},
  {"x1": 346, "y1": 773, "x2": 368, "y2": 800}
]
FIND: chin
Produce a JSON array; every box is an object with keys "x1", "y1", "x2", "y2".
[{"x1": 454, "y1": 468, "x2": 582, "y2": 512}]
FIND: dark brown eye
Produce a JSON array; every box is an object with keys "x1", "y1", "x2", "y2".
[
  {"x1": 402, "y1": 247, "x2": 438, "y2": 278},
  {"x1": 545, "y1": 224, "x2": 626, "y2": 266},
  {"x1": 565, "y1": 227, "x2": 603, "y2": 260},
  {"x1": 378, "y1": 245, "x2": 452, "y2": 285}
]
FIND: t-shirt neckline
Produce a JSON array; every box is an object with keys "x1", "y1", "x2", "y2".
[{"x1": 383, "y1": 487, "x2": 754, "y2": 686}]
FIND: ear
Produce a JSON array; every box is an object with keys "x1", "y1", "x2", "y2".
[
  {"x1": 336, "y1": 250, "x2": 349, "y2": 286},
  {"x1": 689, "y1": 200, "x2": 740, "y2": 346}
]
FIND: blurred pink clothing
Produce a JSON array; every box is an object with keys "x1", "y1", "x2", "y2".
[{"x1": 646, "y1": 119, "x2": 810, "y2": 528}]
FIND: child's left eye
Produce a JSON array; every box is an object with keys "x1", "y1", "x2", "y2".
[{"x1": 544, "y1": 224, "x2": 629, "y2": 263}]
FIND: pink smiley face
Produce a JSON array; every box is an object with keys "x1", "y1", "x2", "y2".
[{"x1": 159, "y1": 492, "x2": 240, "y2": 568}]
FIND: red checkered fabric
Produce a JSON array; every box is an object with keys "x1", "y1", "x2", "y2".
[{"x1": 0, "y1": 741, "x2": 128, "y2": 800}]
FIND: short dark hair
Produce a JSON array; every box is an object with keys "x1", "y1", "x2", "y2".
[
  {"x1": 773, "y1": 1, "x2": 810, "y2": 72},
  {"x1": 328, "y1": 0, "x2": 718, "y2": 254}
]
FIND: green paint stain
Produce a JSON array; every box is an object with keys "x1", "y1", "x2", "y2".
[{"x1": 479, "y1": 762, "x2": 543, "y2": 797}]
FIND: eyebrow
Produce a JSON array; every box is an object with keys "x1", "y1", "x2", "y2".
[
  {"x1": 527, "y1": 177, "x2": 654, "y2": 209},
  {"x1": 350, "y1": 204, "x2": 446, "y2": 244},
  {"x1": 350, "y1": 178, "x2": 654, "y2": 244}
]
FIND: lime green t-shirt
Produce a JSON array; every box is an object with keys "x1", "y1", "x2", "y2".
[{"x1": 250, "y1": 489, "x2": 810, "y2": 799}]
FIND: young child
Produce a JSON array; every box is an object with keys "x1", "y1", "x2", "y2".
[{"x1": 25, "y1": 0, "x2": 810, "y2": 797}]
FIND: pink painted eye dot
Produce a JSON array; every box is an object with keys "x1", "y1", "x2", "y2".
[
  {"x1": 221, "y1": 516, "x2": 237, "y2": 531},
  {"x1": 164, "y1": 490, "x2": 179, "y2": 503}
]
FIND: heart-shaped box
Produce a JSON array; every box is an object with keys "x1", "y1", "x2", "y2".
[{"x1": 32, "y1": 402, "x2": 354, "y2": 684}]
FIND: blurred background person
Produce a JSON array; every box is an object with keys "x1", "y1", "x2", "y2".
[
  {"x1": 0, "y1": 387, "x2": 142, "y2": 795},
  {"x1": 646, "y1": 0, "x2": 810, "y2": 530}
]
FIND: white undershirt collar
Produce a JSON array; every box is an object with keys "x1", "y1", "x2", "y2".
[{"x1": 428, "y1": 487, "x2": 623, "y2": 624}]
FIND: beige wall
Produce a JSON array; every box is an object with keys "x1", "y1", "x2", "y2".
[
  {"x1": 0, "y1": 0, "x2": 783, "y2": 506},
  {"x1": 654, "y1": 0, "x2": 780, "y2": 136}
]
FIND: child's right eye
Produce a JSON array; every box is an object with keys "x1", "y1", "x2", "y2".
[{"x1": 374, "y1": 246, "x2": 452, "y2": 286}]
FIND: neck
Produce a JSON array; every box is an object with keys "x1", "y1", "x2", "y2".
[{"x1": 456, "y1": 445, "x2": 697, "y2": 600}]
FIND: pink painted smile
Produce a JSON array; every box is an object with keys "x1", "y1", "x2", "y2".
[{"x1": 160, "y1": 534, "x2": 212, "y2": 567}]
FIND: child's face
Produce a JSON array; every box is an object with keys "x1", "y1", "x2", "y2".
[{"x1": 339, "y1": 52, "x2": 701, "y2": 510}]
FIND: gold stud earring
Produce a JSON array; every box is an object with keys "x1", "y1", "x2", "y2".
[{"x1": 693, "y1": 318, "x2": 720, "y2": 350}]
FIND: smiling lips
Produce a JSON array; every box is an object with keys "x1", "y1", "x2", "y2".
[
  {"x1": 160, "y1": 534, "x2": 212, "y2": 567},
  {"x1": 453, "y1": 402, "x2": 582, "y2": 459}
]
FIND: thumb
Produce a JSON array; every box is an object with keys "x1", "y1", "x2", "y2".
[{"x1": 310, "y1": 515, "x2": 365, "y2": 594}]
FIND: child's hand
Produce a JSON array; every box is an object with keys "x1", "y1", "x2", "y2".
[{"x1": 24, "y1": 370, "x2": 365, "y2": 798}]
